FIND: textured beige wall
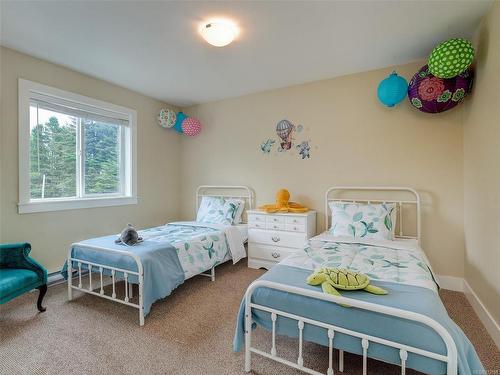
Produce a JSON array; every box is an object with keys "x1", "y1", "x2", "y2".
[
  {"x1": 462, "y1": 2, "x2": 500, "y2": 324},
  {"x1": 180, "y1": 60, "x2": 466, "y2": 277},
  {"x1": 0, "y1": 47, "x2": 181, "y2": 273}
]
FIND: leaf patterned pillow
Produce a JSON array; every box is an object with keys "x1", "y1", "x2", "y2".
[
  {"x1": 196, "y1": 196, "x2": 240, "y2": 225},
  {"x1": 227, "y1": 198, "x2": 245, "y2": 224},
  {"x1": 329, "y1": 202, "x2": 396, "y2": 240}
]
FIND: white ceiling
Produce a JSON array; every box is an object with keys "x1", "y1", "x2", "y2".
[{"x1": 0, "y1": 1, "x2": 492, "y2": 106}]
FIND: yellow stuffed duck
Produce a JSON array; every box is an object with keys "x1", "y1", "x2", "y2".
[{"x1": 259, "y1": 189, "x2": 309, "y2": 213}]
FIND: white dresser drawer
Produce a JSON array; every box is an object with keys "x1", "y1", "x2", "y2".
[
  {"x1": 285, "y1": 224, "x2": 306, "y2": 233},
  {"x1": 249, "y1": 229, "x2": 307, "y2": 248},
  {"x1": 248, "y1": 243, "x2": 296, "y2": 263},
  {"x1": 266, "y1": 215, "x2": 285, "y2": 224},
  {"x1": 266, "y1": 222, "x2": 285, "y2": 231},
  {"x1": 285, "y1": 216, "x2": 307, "y2": 226},
  {"x1": 249, "y1": 222, "x2": 266, "y2": 230},
  {"x1": 248, "y1": 214, "x2": 267, "y2": 223},
  {"x1": 247, "y1": 210, "x2": 316, "y2": 270}
]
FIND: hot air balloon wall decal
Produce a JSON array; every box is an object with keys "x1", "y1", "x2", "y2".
[
  {"x1": 259, "y1": 119, "x2": 314, "y2": 159},
  {"x1": 276, "y1": 119, "x2": 295, "y2": 151}
]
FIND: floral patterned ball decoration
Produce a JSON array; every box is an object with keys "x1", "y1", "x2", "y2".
[
  {"x1": 157, "y1": 108, "x2": 176, "y2": 128},
  {"x1": 181, "y1": 117, "x2": 202, "y2": 136},
  {"x1": 408, "y1": 65, "x2": 473, "y2": 113}
]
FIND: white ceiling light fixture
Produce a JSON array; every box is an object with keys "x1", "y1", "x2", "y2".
[{"x1": 200, "y1": 19, "x2": 238, "y2": 47}]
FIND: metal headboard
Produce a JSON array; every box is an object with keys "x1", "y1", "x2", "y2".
[
  {"x1": 325, "y1": 186, "x2": 421, "y2": 244},
  {"x1": 196, "y1": 185, "x2": 254, "y2": 223}
]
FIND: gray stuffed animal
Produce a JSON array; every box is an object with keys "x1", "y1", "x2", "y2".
[{"x1": 115, "y1": 224, "x2": 143, "y2": 246}]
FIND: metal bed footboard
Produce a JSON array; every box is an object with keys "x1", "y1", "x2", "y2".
[
  {"x1": 67, "y1": 185, "x2": 253, "y2": 326},
  {"x1": 67, "y1": 243, "x2": 145, "y2": 326},
  {"x1": 66, "y1": 243, "x2": 219, "y2": 325},
  {"x1": 244, "y1": 280, "x2": 458, "y2": 375}
]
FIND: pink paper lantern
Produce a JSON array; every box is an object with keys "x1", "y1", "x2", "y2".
[{"x1": 181, "y1": 117, "x2": 202, "y2": 136}]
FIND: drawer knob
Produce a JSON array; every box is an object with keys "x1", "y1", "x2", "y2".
[
  {"x1": 271, "y1": 236, "x2": 280, "y2": 242},
  {"x1": 272, "y1": 252, "x2": 280, "y2": 259}
]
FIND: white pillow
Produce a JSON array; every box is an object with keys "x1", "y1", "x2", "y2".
[
  {"x1": 329, "y1": 202, "x2": 396, "y2": 241},
  {"x1": 196, "y1": 197, "x2": 239, "y2": 225},
  {"x1": 228, "y1": 198, "x2": 245, "y2": 224}
]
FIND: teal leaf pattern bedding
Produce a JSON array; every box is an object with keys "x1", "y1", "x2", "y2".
[
  {"x1": 196, "y1": 196, "x2": 240, "y2": 225},
  {"x1": 329, "y1": 202, "x2": 395, "y2": 240},
  {"x1": 140, "y1": 224, "x2": 231, "y2": 279},
  {"x1": 281, "y1": 238, "x2": 436, "y2": 292}
]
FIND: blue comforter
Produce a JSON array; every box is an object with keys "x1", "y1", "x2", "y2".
[
  {"x1": 61, "y1": 234, "x2": 185, "y2": 316},
  {"x1": 233, "y1": 264, "x2": 484, "y2": 375}
]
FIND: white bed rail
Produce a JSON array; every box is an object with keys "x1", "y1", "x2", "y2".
[
  {"x1": 244, "y1": 280, "x2": 458, "y2": 375},
  {"x1": 325, "y1": 186, "x2": 421, "y2": 244},
  {"x1": 67, "y1": 243, "x2": 145, "y2": 326}
]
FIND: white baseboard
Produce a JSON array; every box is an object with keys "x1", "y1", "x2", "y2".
[
  {"x1": 436, "y1": 274, "x2": 499, "y2": 349},
  {"x1": 48, "y1": 272, "x2": 65, "y2": 286},
  {"x1": 463, "y1": 280, "x2": 500, "y2": 349},
  {"x1": 48, "y1": 271, "x2": 86, "y2": 287},
  {"x1": 436, "y1": 274, "x2": 464, "y2": 292}
]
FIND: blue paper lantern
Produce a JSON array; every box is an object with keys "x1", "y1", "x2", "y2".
[
  {"x1": 173, "y1": 111, "x2": 188, "y2": 133},
  {"x1": 377, "y1": 72, "x2": 408, "y2": 107}
]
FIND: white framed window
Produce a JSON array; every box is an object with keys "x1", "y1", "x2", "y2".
[{"x1": 18, "y1": 79, "x2": 137, "y2": 214}]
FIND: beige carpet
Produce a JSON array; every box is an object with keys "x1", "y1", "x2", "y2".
[{"x1": 1, "y1": 261, "x2": 498, "y2": 375}]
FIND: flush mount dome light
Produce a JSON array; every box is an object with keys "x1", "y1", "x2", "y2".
[{"x1": 200, "y1": 20, "x2": 238, "y2": 47}]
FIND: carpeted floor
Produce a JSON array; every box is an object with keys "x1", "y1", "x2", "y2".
[{"x1": 1, "y1": 261, "x2": 498, "y2": 375}]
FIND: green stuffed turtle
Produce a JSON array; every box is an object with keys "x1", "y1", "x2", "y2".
[{"x1": 306, "y1": 268, "x2": 388, "y2": 301}]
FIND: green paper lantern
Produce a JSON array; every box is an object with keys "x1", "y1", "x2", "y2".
[{"x1": 428, "y1": 38, "x2": 474, "y2": 79}]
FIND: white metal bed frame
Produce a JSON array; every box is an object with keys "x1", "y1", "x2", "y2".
[
  {"x1": 67, "y1": 185, "x2": 253, "y2": 326},
  {"x1": 325, "y1": 186, "x2": 421, "y2": 244},
  {"x1": 244, "y1": 187, "x2": 458, "y2": 375},
  {"x1": 196, "y1": 185, "x2": 254, "y2": 224}
]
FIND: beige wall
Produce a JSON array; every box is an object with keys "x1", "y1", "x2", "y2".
[
  {"x1": 462, "y1": 2, "x2": 500, "y2": 324},
  {"x1": 0, "y1": 47, "x2": 181, "y2": 273},
  {"x1": 180, "y1": 61, "x2": 466, "y2": 277}
]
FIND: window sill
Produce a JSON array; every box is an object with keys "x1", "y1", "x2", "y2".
[{"x1": 18, "y1": 196, "x2": 138, "y2": 214}]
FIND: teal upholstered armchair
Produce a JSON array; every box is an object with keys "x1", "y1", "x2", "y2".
[{"x1": 0, "y1": 243, "x2": 48, "y2": 312}]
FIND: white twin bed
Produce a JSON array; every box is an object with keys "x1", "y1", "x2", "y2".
[
  {"x1": 64, "y1": 185, "x2": 253, "y2": 325},
  {"x1": 237, "y1": 187, "x2": 483, "y2": 375}
]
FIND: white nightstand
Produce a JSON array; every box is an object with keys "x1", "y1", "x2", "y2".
[{"x1": 247, "y1": 210, "x2": 316, "y2": 269}]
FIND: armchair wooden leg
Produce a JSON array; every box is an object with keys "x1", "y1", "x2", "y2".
[{"x1": 37, "y1": 284, "x2": 47, "y2": 312}]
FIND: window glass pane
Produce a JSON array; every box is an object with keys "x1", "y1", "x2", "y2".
[
  {"x1": 84, "y1": 120, "x2": 121, "y2": 195},
  {"x1": 30, "y1": 105, "x2": 77, "y2": 199}
]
